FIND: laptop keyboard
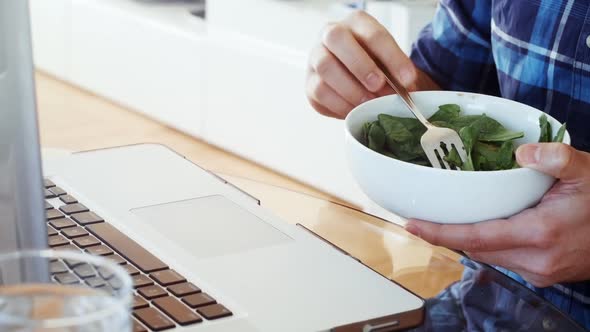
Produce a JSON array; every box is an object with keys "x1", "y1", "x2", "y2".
[{"x1": 43, "y1": 179, "x2": 233, "y2": 331}]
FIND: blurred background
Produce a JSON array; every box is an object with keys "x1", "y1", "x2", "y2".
[{"x1": 29, "y1": 0, "x2": 437, "y2": 223}]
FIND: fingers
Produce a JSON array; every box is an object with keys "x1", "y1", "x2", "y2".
[
  {"x1": 306, "y1": 10, "x2": 433, "y2": 117},
  {"x1": 306, "y1": 11, "x2": 416, "y2": 117},
  {"x1": 307, "y1": 98, "x2": 342, "y2": 119},
  {"x1": 467, "y1": 249, "x2": 532, "y2": 272},
  {"x1": 341, "y1": 11, "x2": 417, "y2": 89},
  {"x1": 308, "y1": 45, "x2": 375, "y2": 106},
  {"x1": 467, "y1": 248, "x2": 561, "y2": 288},
  {"x1": 405, "y1": 208, "x2": 544, "y2": 252},
  {"x1": 306, "y1": 71, "x2": 354, "y2": 118},
  {"x1": 516, "y1": 143, "x2": 590, "y2": 181},
  {"x1": 321, "y1": 20, "x2": 385, "y2": 93}
]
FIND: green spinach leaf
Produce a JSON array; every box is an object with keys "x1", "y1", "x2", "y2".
[
  {"x1": 447, "y1": 115, "x2": 484, "y2": 131},
  {"x1": 553, "y1": 123, "x2": 567, "y2": 143},
  {"x1": 428, "y1": 104, "x2": 461, "y2": 122},
  {"x1": 539, "y1": 114, "x2": 552, "y2": 142},
  {"x1": 443, "y1": 144, "x2": 463, "y2": 168},
  {"x1": 469, "y1": 115, "x2": 524, "y2": 142},
  {"x1": 496, "y1": 140, "x2": 516, "y2": 170},
  {"x1": 458, "y1": 125, "x2": 479, "y2": 171},
  {"x1": 378, "y1": 114, "x2": 415, "y2": 143},
  {"x1": 367, "y1": 122, "x2": 386, "y2": 152},
  {"x1": 361, "y1": 122, "x2": 371, "y2": 146},
  {"x1": 473, "y1": 142, "x2": 500, "y2": 170},
  {"x1": 378, "y1": 114, "x2": 426, "y2": 161}
]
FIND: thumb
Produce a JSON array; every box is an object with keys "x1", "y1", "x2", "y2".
[{"x1": 516, "y1": 143, "x2": 590, "y2": 180}]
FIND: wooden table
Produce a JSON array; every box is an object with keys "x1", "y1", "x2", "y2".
[{"x1": 36, "y1": 72, "x2": 463, "y2": 298}]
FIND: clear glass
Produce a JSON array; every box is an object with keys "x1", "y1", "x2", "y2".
[{"x1": 0, "y1": 249, "x2": 132, "y2": 332}]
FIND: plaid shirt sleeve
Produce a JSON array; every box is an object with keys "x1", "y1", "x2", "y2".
[{"x1": 410, "y1": 0, "x2": 500, "y2": 96}]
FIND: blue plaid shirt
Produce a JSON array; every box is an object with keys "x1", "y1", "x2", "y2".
[{"x1": 410, "y1": 0, "x2": 590, "y2": 328}]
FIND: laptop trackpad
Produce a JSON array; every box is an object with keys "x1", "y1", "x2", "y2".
[{"x1": 130, "y1": 195, "x2": 292, "y2": 259}]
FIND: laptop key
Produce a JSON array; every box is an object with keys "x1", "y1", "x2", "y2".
[
  {"x1": 55, "y1": 244, "x2": 81, "y2": 253},
  {"x1": 50, "y1": 261, "x2": 68, "y2": 274},
  {"x1": 86, "y1": 276, "x2": 106, "y2": 288},
  {"x1": 60, "y1": 203, "x2": 89, "y2": 215},
  {"x1": 49, "y1": 218, "x2": 76, "y2": 230},
  {"x1": 64, "y1": 258, "x2": 85, "y2": 269},
  {"x1": 54, "y1": 272, "x2": 80, "y2": 285},
  {"x1": 197, "y1": 304, "x2": 232, "y2": 320},
  {"x1": 133, "y1": 295, "x2": 149, "y2": 310},
  {"x1": 49, "y1": 186, "x2": 67, "y2": 196},
  {"x1": 44, "y1": 189, "x2": 56, "y2": 198},
  {"x1": 168, "y1": 282, "x2": 201, "y2": 297},
  {"x1": 45, "y1": 201, "x2": 53, "y2": 210},
  {"x1": 73, "y1": 235, "x2": 101, "y2": 248},
  {"x1": 107, "y1": 254, "x2": 126, "y2": 265},
  {"x1": 73, "y1": 264, "x2": 96, "y2": 279},
  {"x1": 153, "y1": 296, "x2": 203, "y2": 325},
  {"x1": 123, "y1": 264, "x2": 140, "y2": 276},
  {"x1": 137, "y1": 285, "x2": 168, "y2": 300},
  {"x1": 46, "y1": 209, "x2": 65, "y2": 220},
  {"x1": 150, "y1": 270, "x2": 186, "y2": 286},
  {"x1": 44, "y1": 179, "x2": 56, "y2": 188},
  {"x1": 133, "y1": 319, "x2": 148, "y2": 332},
  {"x1": 85, "y1": 245, "x2": 113, "y2": 256},
  {"x1": 99, "y1": 285, "x2": 115, "y2": 296},
  {"x1": 47, "y1": 226, "x2": 58, "y2": 236},
  {"x1": 86, "y1": 223, "x2": 168, "y2": 273},
  {"x1": 132, "y1": 275, "x2": 154, "y2": 288},
  {"x1": 71, "y1": 211, "x2": 104, "y2": 225},
  {"x1": 182, "y1": 293, "x2": 216, "y2": 308},
  {"x1": 59, "y1": 194, "x2": 78, "y2": 204},
  {"x1": 48, "y1": 234, "x2": 69, "y2": 247},
  {"x1": 133, "y1": 307, "x2": 175, "y2": 331},
  {"x1": 108, "y1": 277, "x2": 123, "y2": 290},
  {"x1": 98, "y1": 266, "x2": 115, "y2": 280},
  {"x1": 61, "y1": 226, "x2": 89, "y2": 239}
]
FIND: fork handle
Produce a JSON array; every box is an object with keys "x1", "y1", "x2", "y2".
[{"x1": 375, "y1": 61, "x2": 433, "y2": 128}]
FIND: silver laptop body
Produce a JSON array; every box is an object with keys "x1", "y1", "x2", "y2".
[{"x1": 0, "y1": 1, "x2": 424, "y2": 331}]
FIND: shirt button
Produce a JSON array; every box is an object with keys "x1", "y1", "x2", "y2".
[
  {"x1": 543, "y1": 317, "x2": 557, "y2": 331},
  {"x1": 586, "y1": 35, "x2": 590, "y2": 48}
]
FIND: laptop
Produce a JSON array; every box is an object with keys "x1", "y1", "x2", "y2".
[{"x1": 0, "y1": 1, "x2": 424, "y2": 331}]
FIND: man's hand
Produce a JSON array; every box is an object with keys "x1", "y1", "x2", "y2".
[
  {"x1": 305, "y1": 11, "x2": 438, "y2": 119},
  {"x1": 405, "y1": 143, "x2": 590, "y2": 287}
]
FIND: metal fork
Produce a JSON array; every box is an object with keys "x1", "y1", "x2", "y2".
[{"x1": 375, "y1": 62, "x2": 467, "y2": 170}]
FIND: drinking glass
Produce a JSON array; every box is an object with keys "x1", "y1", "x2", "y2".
[{"x1": 0, "y1": 249, "x2": 132, "y2": 332}]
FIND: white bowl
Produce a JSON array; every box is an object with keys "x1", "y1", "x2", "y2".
[{"x1": 345, "y1": 91, "x2": 570, "y2": 224}]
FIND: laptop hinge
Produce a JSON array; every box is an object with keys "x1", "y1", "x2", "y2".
[
  {"x1": 296, "y1": 223, "x2": 353, "y2": 258},
  {"x1": 206, "y1": 171, "x2": 261, "y2": 205},
  {"x1": 330, "y1": 311, "x2": 423, "y2": 332}
]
